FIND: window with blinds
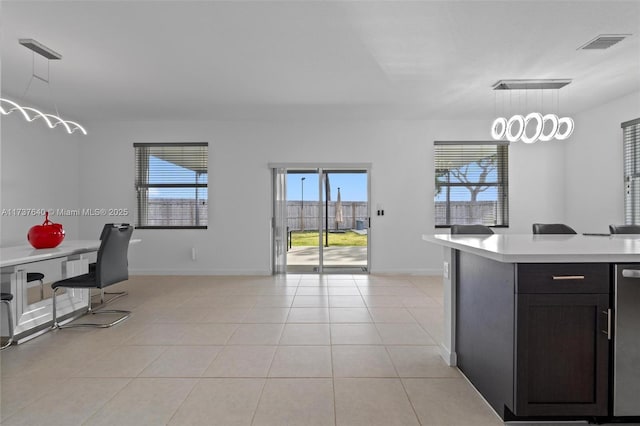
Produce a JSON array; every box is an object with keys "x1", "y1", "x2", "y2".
[
  {"x1": 623, "y1": 118, "x2": 640, "y2": 224},
  {"x1": 434, "y1": 141, "x2": 509, "y2": 227},
  {"x1": 134, "y1": 142, "x2": 208, "y2": 229}
]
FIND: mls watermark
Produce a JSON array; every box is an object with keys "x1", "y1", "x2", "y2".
[{"x1": 1, "y1": 208, "x2": 129, "y2": 217}]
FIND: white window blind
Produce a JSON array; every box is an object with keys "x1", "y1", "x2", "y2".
[
  {"x1": 623, "y1": 118, "x2": 640, "y2": 224},
  {"x1": 434, "y1": 141, "x2": 509, "y2": 227},
  {"x1": 134, "y1": 142, "x2": 208, "y2": 228}
]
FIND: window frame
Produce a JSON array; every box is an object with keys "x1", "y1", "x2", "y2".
[
  {"x1": 134, "y1": 142, "x2": 209, "y2": 230},
  {"x1": 434, "y1": 140, "x2": 509, "y2": 228},
  {"x1": 622, "y1": 118, "x2": 640, "y2": 225}
]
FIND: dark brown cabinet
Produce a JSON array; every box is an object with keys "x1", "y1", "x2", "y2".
[
  {"x1": 456, "y1": 254, "x2": 611, "y2": 420},
  {"x1": 513, "y1": 263, "x2": 610, "y2": 417}
]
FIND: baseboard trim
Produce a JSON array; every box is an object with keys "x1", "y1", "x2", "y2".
[
  {"x1": 369, "y1": 268, "x2": 442, "y2": 276},
  {"x1": 130, "y1": 268, "x2": 444, "y2": 276},
  {"x1": 439, "y1": 343, "x2": 457, "y2": 367},
  {"x1": 130, "y1": 269, "x2": 271, "y2": 276}
]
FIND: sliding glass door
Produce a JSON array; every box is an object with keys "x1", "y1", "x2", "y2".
[
  {"x1": 272, "y1": 165, "x2": 369, "y2": 274},
  {"x1": 320, "y1": 169, "x2": 368, "y2": 273},
  {"x1": 272, "y1": 168, "x2": 288, "y2": 274}
]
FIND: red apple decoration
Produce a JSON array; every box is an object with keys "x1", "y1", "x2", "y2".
[{"x1": 27, "y1": 212, "x2": 65, "y2": 249}]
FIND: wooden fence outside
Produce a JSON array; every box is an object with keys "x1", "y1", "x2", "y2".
[
  {"x1": 287, "y1": 201, "x2": 368, "y2": 231},
  {"x1": 143, "y1": 199, "x2": 498, "y2": 228},
  {"x1": 434, "y1": 201, "x2": 498, "y2": 226},
  {"x1": 145, "y1": 199, "x2": 208, "y2": 227}
]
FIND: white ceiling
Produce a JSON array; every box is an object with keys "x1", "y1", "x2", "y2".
[{"x1": 1, "y1": 0, "x2": 639, "y2": 122}]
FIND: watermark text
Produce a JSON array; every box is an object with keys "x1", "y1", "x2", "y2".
[{"x1": 1, "y1": 208, "x2": 130, "y2": 217}]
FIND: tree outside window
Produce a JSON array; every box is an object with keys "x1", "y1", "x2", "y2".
[{"x1": 434, "y1": 142, "x2": 508, "y2": 227}]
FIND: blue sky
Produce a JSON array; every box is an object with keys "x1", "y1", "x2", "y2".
[
  {"x1": 148, "y1": 156, "x2": 208, "y2": 199},
  {"x1": 287, "y1": 172, "x2": 367, "y2": 202}
]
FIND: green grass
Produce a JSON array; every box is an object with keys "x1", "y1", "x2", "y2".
[{"x1": 291, "y1": 230, "x2": 367, "y2": 247}]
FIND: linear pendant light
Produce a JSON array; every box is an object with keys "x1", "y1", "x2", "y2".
[{"x1": 0, "y1": 39, "x2": 86, "y2": 135}]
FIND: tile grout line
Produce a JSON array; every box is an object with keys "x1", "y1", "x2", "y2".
[
  {"x1": 385, "y1": 344, "x2": 424, "y2": 426},
  {"x1": 0, "y1": 375, "x2": 71, "y2": 423},
  {"x1": 329, "y1": 307, "x2": 338, "y2": 426},
  {"x1": 248, "y1": 377, "x2": 269, "y2": 426},
  {"x1": 163, "y1": 377, "x2": 200, "y2": 426},
  {"x1": 80, "y1": 376, "x2": 134, "y2": 426}
]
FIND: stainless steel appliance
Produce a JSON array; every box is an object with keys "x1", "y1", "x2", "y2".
[{"x1": 614, "y1": 264, "x2": 640, "y2": 416}]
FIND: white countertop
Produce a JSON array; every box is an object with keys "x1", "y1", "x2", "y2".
[
  {"x1": 0, "y1": 239, "x2": 141, "y2": 268},
  {"x1": 423, "y1": 233, "x2": 640, "y2": 263}
]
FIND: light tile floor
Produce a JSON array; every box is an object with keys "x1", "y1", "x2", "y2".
[{"x1": 0, "y1": 274, "x2": 510, "y2": 425}]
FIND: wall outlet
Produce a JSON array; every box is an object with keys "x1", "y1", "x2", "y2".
[
  {"x1": 443, "y1": 261, "x2": 449, "y2": 279},
  {"x1": 191, "y1": 247, "x2": 197, "y2": 261}
]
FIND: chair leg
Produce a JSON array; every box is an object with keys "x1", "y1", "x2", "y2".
[
  {"x1": 90, "y1": 288, "x2": 128, "y2": 309},
  {"x1": 51, "y1": 287, "x2": 61, "y2": 329},
  {"x1": 1, "y1": 300, "x2": 14, "y2": 350},
  {"x1": 57, "y1": 309, "x2": 131, "y2": 329},
  {"x1": 55, "y1": 287, "x2": 130, "y2": 329}
]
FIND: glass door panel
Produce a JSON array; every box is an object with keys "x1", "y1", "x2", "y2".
[
  {"x1": 272, "y1": 168, "x2": 287, "y2": 274},
  {"x1": 286, "y1": 170, "x2": 320, "y2": 273},
  {"x1": 321, "y1": 169, "x2": 369, "y2": 273}
]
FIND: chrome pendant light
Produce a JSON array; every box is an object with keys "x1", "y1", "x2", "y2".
[{"x1": 0, "y1": 39, "x2": 87, "y2": 135}]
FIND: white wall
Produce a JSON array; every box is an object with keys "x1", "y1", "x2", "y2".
[
  {"x1": 507, "y1": 139, "x2": 567, "y2": 233},
  {"x1": 75, "y1": 118, "x2": 565, "y2": 275},
  {"x1": 0, "y1": 117, "x2": 82, "y2": 246},
  {"x1": 565, "y1": 91, "x2": 640, "y2": 233},
  {"x1": 2, "y1": 94, "x2": 635, "y2": 274}
]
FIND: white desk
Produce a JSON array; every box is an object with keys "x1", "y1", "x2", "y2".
[
  {"x1": 1, "y1": 239, "x2": 139, "y2": 342},
  {"x1": 0, "y1": 240, "x2": 102, "y2": 268},
  {"x1": 1, "y1": 241, "x2": 99, "y2": 341}
]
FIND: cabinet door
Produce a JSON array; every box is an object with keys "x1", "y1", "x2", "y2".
[{"x1": 515, "y1": 293, "x2": 610, "y2": 416}]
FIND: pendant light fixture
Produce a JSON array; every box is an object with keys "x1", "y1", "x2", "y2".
[
  {"x1": 0, "y1": 39, "x2": 86, "y2": 135},
  {"x1": 490, "y1": 79, "x2": 573, "y2": 144}
]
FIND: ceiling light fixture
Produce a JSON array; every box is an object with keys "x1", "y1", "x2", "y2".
[
  {"x1": 538, "y1": 114, "x2": 559, "y2": 142},
  {"x1": 490, "y1": 79, "x2": 573, "y2": 144},
  {"x1": 0, "y1": 38, "x2": 86, "y2": 135}
]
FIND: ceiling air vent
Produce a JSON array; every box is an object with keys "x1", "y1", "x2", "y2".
[
  {"x1": 578, "y1": 34, "x2": 630, "y2": 50},
  {"x1": 492, "y1": 79, "x2": 571, "y2": 91},
  {"x1": 18, "y1": 39, "x2": 62, "y2": 60}
]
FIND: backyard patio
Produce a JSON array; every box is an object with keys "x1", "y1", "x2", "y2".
[{"x1": 287, "y1": 245, "x2": 367, "y2": 267}]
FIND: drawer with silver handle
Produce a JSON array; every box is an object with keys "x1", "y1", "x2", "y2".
[{"x1": 516, "y1": 263, "x2": 610, "y2": 294}]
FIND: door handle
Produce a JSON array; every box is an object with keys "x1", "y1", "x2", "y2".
[
  {"x1": 622, "y1": 269, "x2": 640, "y2": 279},
  {"x1": 601, "y1": 309, "x2": 612, "y2": 340},
  {"x1": 552, "y1": 275, "x2": 585, "y2": 280}
]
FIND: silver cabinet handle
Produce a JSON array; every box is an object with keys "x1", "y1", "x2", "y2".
[
  {"x1": 601, "y1": 309, "x2": 612, "y2": 340},
  {"x1": 622, "y1": 269, "x2": 640, "y2": 279},
  {"x1": 602, "y1": 308, "x2": 611, "y2": 340},
  {"x1": 552, "y1": 275, "x2": 585, "y2": 280}
]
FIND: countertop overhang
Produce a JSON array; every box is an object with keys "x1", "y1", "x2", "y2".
[{"x1": 423, "y1": 233, "x2": 640, "y2": 263}]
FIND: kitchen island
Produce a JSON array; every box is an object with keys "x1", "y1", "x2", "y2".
[{"x1": 423, "y1": 233, "x2": 640, "y2": 421}]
